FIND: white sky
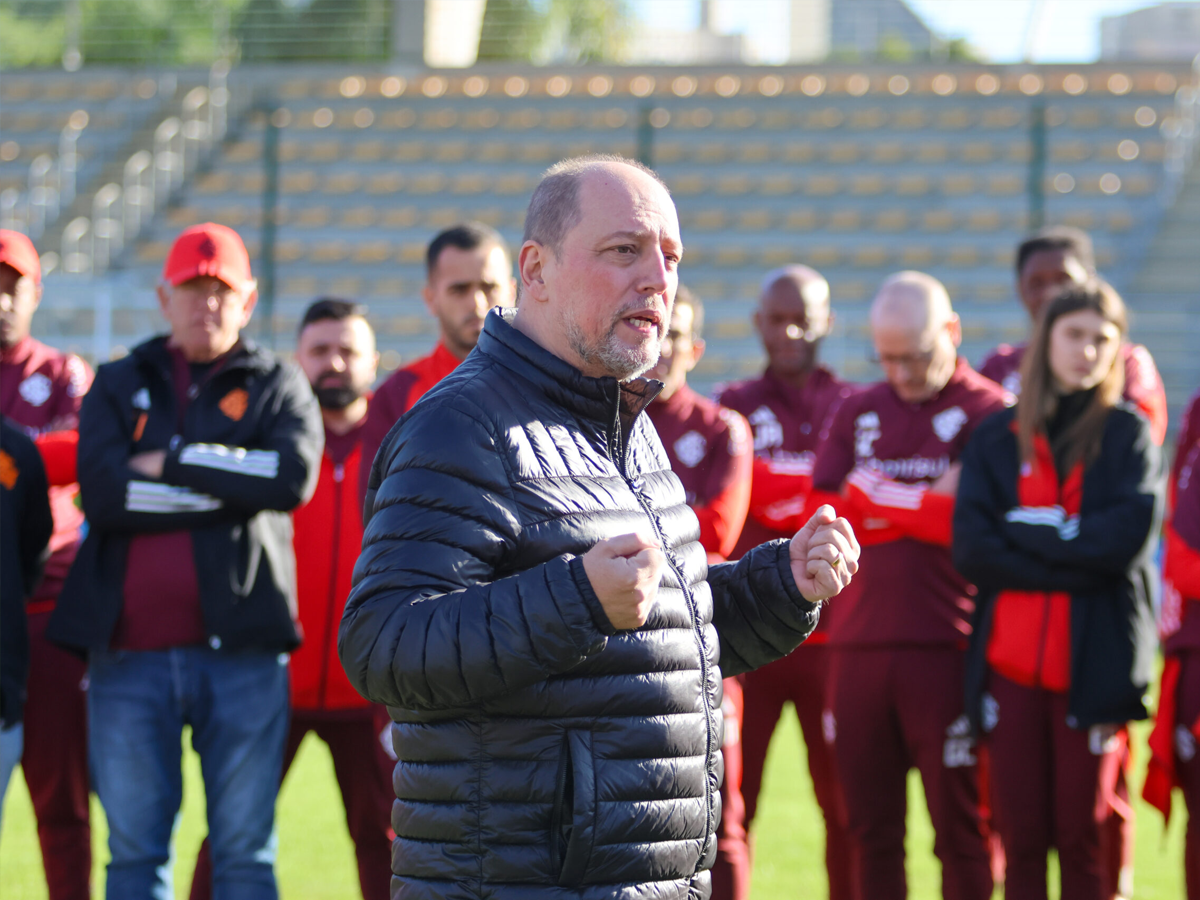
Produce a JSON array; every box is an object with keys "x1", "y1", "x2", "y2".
[{"x1": 631, "y1": 0, "x2": 1200, "y2": 63}]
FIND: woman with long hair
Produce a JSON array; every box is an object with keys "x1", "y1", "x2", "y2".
[{"x1": 953, "y1": 282, "x2": 1163, "y2": 899}]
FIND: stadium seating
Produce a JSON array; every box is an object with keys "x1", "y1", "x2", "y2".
[{"x1": 9, "y1": 62, "x2": 1195, "y2": 413}]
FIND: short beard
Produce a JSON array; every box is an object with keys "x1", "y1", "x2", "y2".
[
  {"x1": 566, "y1": 317, "x2": 661, "y2": 382},
  {"x1": 314, "y1": 385, "x2": 361, "y2": 410}
]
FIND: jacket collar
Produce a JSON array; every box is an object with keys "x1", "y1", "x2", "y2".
[
  {"x1": 477, "y1": 308, "x2": 663, "y2": 464},
  {"x1": 131, "y1": 334, "x2": 276, "y2": 376}
]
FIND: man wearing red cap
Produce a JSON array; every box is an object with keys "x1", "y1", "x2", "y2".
[
  {"x1": 47, "y1": 223, "x2": 324, "y2": 898},
  {"x1": 0, "y1": 228, "x2": 94, "y2": 900}
]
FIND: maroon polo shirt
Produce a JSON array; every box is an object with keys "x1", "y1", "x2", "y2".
[
  {"x1": 717, "y1": 366, "x2": 854, "y2": 560},
  {"x1": 645, "y1": 384, "x2": 752, "y2": 560},
  {"x1": 1166, "y1": 396, "x2": 1200, "y2": 653},
  {"x1": 812, "y1": 359, "x2": 1009, "y2": 648}
]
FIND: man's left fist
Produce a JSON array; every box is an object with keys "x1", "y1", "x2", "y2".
[{"x1": 789, "y1": 504, "x2": 859, "y2": 602}]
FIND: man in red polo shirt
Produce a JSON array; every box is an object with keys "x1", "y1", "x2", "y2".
[
  {"x1": 979, "y1": 226, "x2": 1166, "y2": 446},
  {"x1": 190, "y1": 298, "x2": 392, "y2": 899},
  {"x1": 716, "y1": 265, "x2": 855, "y2": 900},
  {"x1": 645, "y1": 286, "x2": 753, "y2": 900},
  {"x1": 812, "y1": 272, "x2": 1007, "y2": 900},
  {"x1": 0, "y1": 229, "x2": 93, "y2": 900},
  {"x1": 359, "y1": 222, "x2": 516, "y2": 511}
]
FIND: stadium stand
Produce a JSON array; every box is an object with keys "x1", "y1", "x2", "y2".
[{"x1": 7, "y1": 62, "x2": 1197, "y2": 420}]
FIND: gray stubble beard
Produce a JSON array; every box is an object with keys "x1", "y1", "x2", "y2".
[{"x1": 565, "y1": 316, "x2": 661, "y2": 382}]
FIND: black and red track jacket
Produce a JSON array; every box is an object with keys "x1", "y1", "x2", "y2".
[
  {"x1": 47, "y1": 335, "x2": 324, "y2": 656},
  {"x1": 954, "y1": 402, "x2": 1163, "y2": 734}
]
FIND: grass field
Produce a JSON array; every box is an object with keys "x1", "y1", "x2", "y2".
[{"x1": 0, "y1": 707, "x2": 1186, "y2": 898}]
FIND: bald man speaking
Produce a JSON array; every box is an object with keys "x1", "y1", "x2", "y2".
[{"x1": 809, "y1": 272, "x2": 1009, "y2": 900}]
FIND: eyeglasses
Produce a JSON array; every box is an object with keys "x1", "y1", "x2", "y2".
[{"x1": 871, "y1": 348, "x2": 937, "y2": 370}]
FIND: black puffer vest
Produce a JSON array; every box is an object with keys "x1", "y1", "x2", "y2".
[{"x1": 340, "y1": 309, "x2": 819, "y2": 899}]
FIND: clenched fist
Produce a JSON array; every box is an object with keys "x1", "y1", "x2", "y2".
[
  {"x1": 789, "y1": 505, "x2": 860, "y2": 602},
  {"x1": 582, "y1": 532, "x2": 666, "y2": 631}
]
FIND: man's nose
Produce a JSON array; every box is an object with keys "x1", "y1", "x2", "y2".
[
  {"x1": 639, "y1": 248, "x2": 671, "y2": 297},
  {"x1": 329, "y1": 353, "x2": 347, "y2": 372}
]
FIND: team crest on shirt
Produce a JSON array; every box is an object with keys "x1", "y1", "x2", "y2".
[
  {"x1": 66, "y1": 356, "x2": 88, "y2": 397},
  {"x1": 932, "y1": 406, "x2": 968, "y2": 443},
  {"x1": 674, "y1": 431, "x2": 707, "y2": 468},
  {"x1": 219, "y1": 388, "x2": 249, "y2": 422},
  {"x1": 18, "y1": 372, "x2": 51, "y2": 407},
  {"x1": 854, "y1": 411, "x2": 881, "y2": 458},
  {"x1": 721, "y1": 409, "x2": 750, "y2": 456},
  {"x1": 748, "y1": 406, "x2": 783, "y2": 452},
  {"x1": 0, "y1": 450, "x2": 17, "y2": 489}
]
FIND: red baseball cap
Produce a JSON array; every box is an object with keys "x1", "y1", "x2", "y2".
[
  {"x1": 162, "y1": 222, "x2": 253, "y2": 292},
  {"x1": 0, "y1": 229, "x2": 41, "y2": 285}
]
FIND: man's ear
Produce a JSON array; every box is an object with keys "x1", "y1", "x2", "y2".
[
  {"x1": 240, "y1": 282, "x2": 259, "y2": 327},
  {"x1": 687, "y1": 337, "x2": 705, "y2": 373},
  {"x1": 752, "y1": 308, "x2": 763, "y2": 337},
  {"x1": 156, "y1": 284, "x2": 171, "y2": 319},
  {"x1": 947, "y1": 313, "x2": 962, "y2": 349},
  {"x1": 519, "y1": 241, "x2": 549, "y2": 303},
  {"x1": 421, "y1": 281, "x2": 436, "y2": 316}
]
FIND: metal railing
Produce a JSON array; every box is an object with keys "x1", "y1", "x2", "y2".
[{"x1": 59, "y1": 60, "x2": 246, "y2": 276}]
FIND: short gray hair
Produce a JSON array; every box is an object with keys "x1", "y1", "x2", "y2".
[{"x1": 522, "y1": 154, "x2": 669, "y2": 256}]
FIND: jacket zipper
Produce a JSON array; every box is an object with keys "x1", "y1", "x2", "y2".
[
  {"x1": 317, "y1": 460, "x2": 344, "y2": 709},
  {"x1": 611, "y1": 420, "x2": 717, "y2": 866}
]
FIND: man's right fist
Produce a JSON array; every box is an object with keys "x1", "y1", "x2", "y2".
[{"x1": 582, "y1": 532, "x2": 666, "y2": 631}]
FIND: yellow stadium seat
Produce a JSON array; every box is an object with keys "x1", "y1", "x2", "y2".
[
  {"x1": 342, "y1": 207, "x2": 377, "y2": 227},
  {"x1": 1108, "y1": 211, "x2": 1134, "y2": 232},
  {"x1": 942, "y1": 174, "x2": 975, "y2": 195},
  {"x1": 351, "y1": 141, "x2": 385, "y2": 162},
  {"x1": 806, "y1": 175, "x2": 840, "y2": 195},
  {"x1": 311, "y1": 242, "x2": 348, "y2": 263},
  {"x1": 783, "y1": 142, "x2": 815, "y2": 163},
  {"x1": 760, "y1": 247, "x2": 794, "y2": 266},
  {"x1": 945, "y1": 246, "x2": 980, "y2": 267},
  {"x1": 738, "y1": 143, "x2": 772, "y2": 163},
  {"x1": 398, "y1": 242, "x2": 425, "y2": 263},
  {"x1": 476, "y1": 142, "x2": 509, "y2": 162},
  {"x1": 654, "y1": 142, "x2": 685, "y2": 163},
  {"x1": 352, "y1": 241, "x2": 391, "y2": 262},
  {"x1": 717, "y1": 175, "x2": 753, "y2": 195},
  {"x1": 737, "y1": 210, "x2": 772, "y2": 231},
  {"x1": 974, "y1": 282, "x2": 1010, "y2": 303},
  {"x1": 168, "y1": 207, "x2": 198, "y2": 226},
  {"x1": 960, "y1": 142, "x2": 993, "y2": 162},
  {"x1": 872, "y1": 142, "x2": 906, "y2": 163},
  {"x1": 783, "y1": 210, "x2": 819, "y2": 231},
  {"x1": 410, "y1": 173, "x2": 447, "y2": 194},
  {"x1": 980, "y1": 107, "x2": 1023, "y2": 129},
  {"x1": 716, "y1": 247, "x2": 749, "y2": 267},
  {"x1": 916, "y1": 143, "x2": 948, "y2": 163},
  {"x1": 226, "y1": 142, "x2": 262, "y2": 163},
  {"x1": 282, "y1": 276, "x2": 318, "y2": 296},
  {"x1": 1061, "y1": 211, "x2": 1096, "y2": 230},
  {"x1": 967, "y1": 210, "x2": 1002, "y2": 231},
  {"x1": 393, "y1": 142, "x2": 427, "y2": 162},
  {"x1": 329, "y1": 277, "x2": 363, "y2": 297},
  {"x1": 874, "y1": 210, "x2": 908, "y2": 231},
  {"x1": 324, "y1": 172, "x2": 361, "y2": 194},
  {"x1": 713, "y1": 320, "x2": 753, "y2": 339},
  {"x1": 452, "y1": 173, "x2": 488, "y2": 194},
  {"x1": 892, "y1": 110, "x2": 928, "y2": 129},
  {"x1": 196, "y1": 172, "x2": 233, "y2": 194},
  {"x1": 671, "y1": 174, "x2": 707, "y2": 195},
  {"x1": 760, "y1": 174, "x2": 795, "y2": 195},
  {"x1": 388, "y1": 315, "x2": 431, "y2": 336},
  {"x1": 369, "y1": 278, "x2": 407, "y2": 299},
  {"x1": 281, "y1": 170, "x2": 317, "y2": 193},
  {"x1": 896, "y1": 175, "x2": 930, "y2": 195},
  {"x1": 520, "y1": 143, "x2": 555, "y2": 163},
  {"x1": 848, "y1": 108, "x2": 887, "y2": 130},
  {"x1": 366, "y1": 173, "x2": 404, "y2": 194},
  {"x1": 922, "y1": 210, "x2": 955, "y2": 231},
  {"x1": 937, "y1": 109, "x2": 972, "y2": 129},
  {"x1": 307, "y1": 140, "x2": 342, "y2": 163},
  {"x1": 276, "y1": 241, "x2": 304, "y2": 262},
  {"x1": 294, "y1": 206, "x2": 331, "y2": 228},
  {"x1": 695, "y1": 143, "x2": 729, "y2": 163},
  {"x1": 240, "y1": 172, "x2": 265, "y2": 193},
  {"x1": 829, "y1": 210, "x2": 861, "y2": 230},
  {"x1": 854, "y1": 245, "x2": 890, "y2": 267},
  {"x1": 826, "y1": 142, "x2": 861, "y2": 163},
  {"x1": 851, "y1": 174, "x2": 886, "y2": 195},
  {"x1": 988, "y1": 174, "x2": 1023, "y2": 195},
  {"x1": 807, "y1": 246, "x2": 841, "y2": 267},
  {"x1": 426, "y1": 208, "x2": 464, "y2": 229},
  {"x1": 495, "y1": 173, "x2": 531, "y2": 194},
  {"x1": 900, "y1": 246, "x2": 934, "y2": 267},
  {"x1": 691, "y1": 210, "x2": 728, "y2": 231}
]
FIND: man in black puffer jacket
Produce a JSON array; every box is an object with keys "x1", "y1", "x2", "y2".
[{"x1": 340, "y1": 155, "x2": 860, "y2": 900}]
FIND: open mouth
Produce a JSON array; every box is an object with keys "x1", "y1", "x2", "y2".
[{"x1": 621, "y1": 308, "x2": 663, "y2": 335}]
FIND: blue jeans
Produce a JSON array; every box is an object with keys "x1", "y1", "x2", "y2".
[
  {"x1": 0, "y1": 721, "x2": 22, "y2": 834},
  {"x1": 88, "y1": 647, "x2": 290, "y2": 900}
]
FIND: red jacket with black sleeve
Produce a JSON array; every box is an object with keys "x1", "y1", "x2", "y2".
[{"x1": 290, "y1": 419, "x2": 371, "y2": 710}]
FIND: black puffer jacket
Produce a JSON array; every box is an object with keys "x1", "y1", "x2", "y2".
[{"x1": 340, "y1": 309, "x2": 820, "y2": 899}]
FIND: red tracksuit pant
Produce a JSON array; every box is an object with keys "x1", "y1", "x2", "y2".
[
  {"x1": 986, "y1": 673, "x2": 1127, "y2": 900},
  {"x1": 1172, "y1": 651, "x2": 1200, "y2": 898},
  {"x1": 23, "y1": 609, "x2": 92, "y2": 900},
  {"x1": 828, "y1": 646, "x2": 992, "y2": 900},
  {"x1": 741, "y1": 642, "x2": 852, "y2": 900},
  {"x1": 710, "y1": 676, "x2": 749, "y2": 900},
  {"x1": 189, "y1": 706, "x2": 394, "y2": 900}
]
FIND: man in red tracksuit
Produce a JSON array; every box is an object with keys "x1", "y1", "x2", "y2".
[
  {"x1": 716, "y1": 265, "x2": 855, "y2": 900},
  {"x1": 979, "y1": 227, "x2": 1163, "y2": 897},
  {"x1": 979, "y1": 226, "x2": 1166, "y2": 446},
  {"x1": 645, "y1": 287, "x2": 753, "y2": 900},
  {"x1": 190, "y1": 298, "x2": 393, "y2": 899},
  {"x1": 0, "y1": 229, "x2": 94, "y2": 900},
  {"x1": 1146, "y1": 387, "x2": 1200, "y2": 896},
  {"x1": 359, "y1": 222, "x2": 516, "y2": 512},
  {"x1": 812, "y1": 272, "x2": 1007, "y2": 900}
]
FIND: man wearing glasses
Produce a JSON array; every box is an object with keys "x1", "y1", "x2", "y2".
[
  {"x1": 48, "y1": 223, "x2": 323, "y2": 898},
  {"x1": 809, "y1": 271, "x2": 1009, "y2": 900}
]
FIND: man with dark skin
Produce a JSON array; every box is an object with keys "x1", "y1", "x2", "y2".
[{"x1": 717, "y1": 265, "x2": 854, "y2": 900}]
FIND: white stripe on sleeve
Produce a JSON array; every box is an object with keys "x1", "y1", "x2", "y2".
[
  {"x1": 126, "y1": 480, "x2": 224, "y2": 513},
  {"x1": 178, "y1": 443, "x2": 280, "y2": 479}
]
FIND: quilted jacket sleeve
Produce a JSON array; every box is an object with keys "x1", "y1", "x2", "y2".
[
  {"x1": 339, "y1": 400, "x2": 612, "y2": 711},
  {"x1": 706, "y1": 538, "x2": 822, "y2": 678}
]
